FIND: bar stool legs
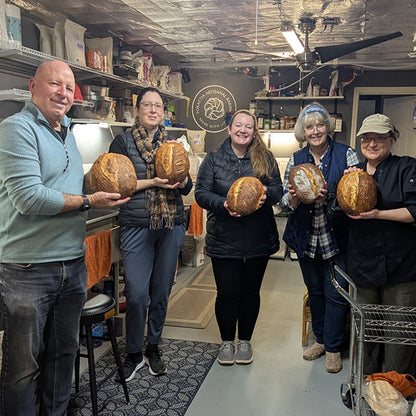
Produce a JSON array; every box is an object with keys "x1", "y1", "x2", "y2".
[{"x1": 74, "y1": 294, "x2": 129, "y2": 416}]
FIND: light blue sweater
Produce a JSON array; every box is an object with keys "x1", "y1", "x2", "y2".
[{"x1": 0, "y1": 102, "x2": 86, "y2": 262}]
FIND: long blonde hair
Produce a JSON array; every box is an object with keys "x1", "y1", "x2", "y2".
[{"x1": 229, "y1": 109, "x2": 279, "y2": 179}]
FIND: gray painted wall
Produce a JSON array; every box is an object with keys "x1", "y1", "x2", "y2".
[{"x1": 179, "y1": 66, "x2": 416, "y2": 154}]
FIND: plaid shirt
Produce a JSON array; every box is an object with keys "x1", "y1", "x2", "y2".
[{"x1": 281, "y1": 146, "x2": 359, "y2": 259}]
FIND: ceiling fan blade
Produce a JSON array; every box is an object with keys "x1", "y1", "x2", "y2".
[
  {"x1": 213, "y1": 46, "x2": 279, "y2": 57},
  {"x1": 213, "y1": 46, "x2": 263, "y2": 55},
  {"x1": 315, "y1": 31, "x2": 403, "y2": 63}
]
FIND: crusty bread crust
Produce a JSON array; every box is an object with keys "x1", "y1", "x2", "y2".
[
  {"x1": 288, "y1": 163, "x2": 325, "y2": 204},
  {"x1": 226, "y1": 176, "x2": 264, "y2": 216},
  {"x1": 90, "y1": 153, "x2": 137, "y2": 198},
  {"x1": 155, "y1": 142, "x2": 190, "y2": 184},
  {"x1": 337, "y1": 171, "x2": 377, "y2": 215}
]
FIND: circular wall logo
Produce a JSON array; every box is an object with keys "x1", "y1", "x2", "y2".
[{"x1": 191, "y1": 85, "x2": 237, "y2": 133}]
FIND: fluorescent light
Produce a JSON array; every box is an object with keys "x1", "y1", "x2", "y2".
[{"x1": 281, "y1": 29, "x2": 304, "y2": 55}]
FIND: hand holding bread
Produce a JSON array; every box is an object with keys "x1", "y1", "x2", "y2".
[
  {"x1": 155, "y1": 141, "x2": 190, "y2": 184},
  {"x1": 288, "y1": 163, "x2": 326, "y2": 204},
  {"x1": 90, "y1": 153, "x2": 138, "y2": 198}
]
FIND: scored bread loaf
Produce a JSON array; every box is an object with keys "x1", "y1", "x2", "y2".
[
  {"x1": 90, "y1": 153, "x2": 137, "y2": 198},
  {"x1": 226, "y1": 176, "x2": 264, "y2": 216},
  {"x1": 288, "y1": 163, "x2": 325, "y2": 204},
  {"x1": 155, "y1": 142, "x2": 190, "y2": 184},
  {"x1": 337, "y1": 171, "x2": 377, "y2": 215}
]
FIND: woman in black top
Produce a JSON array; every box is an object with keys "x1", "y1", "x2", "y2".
[
  {"x1": 328, "y1": 113, "x2": 416, "y2": 376},
  {"x1": 195, "y1": 109, "x2": 282, "y2": 366}
]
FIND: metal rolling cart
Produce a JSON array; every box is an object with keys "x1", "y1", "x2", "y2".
[{"x1": 330, "y1": 263, "x2": 416, "y2": 416}]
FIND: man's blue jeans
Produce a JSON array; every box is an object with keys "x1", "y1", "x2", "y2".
[{"x1": 0, "y1": 257, "x2": 87, "y2": 416}]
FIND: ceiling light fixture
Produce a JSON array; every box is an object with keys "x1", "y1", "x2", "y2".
[{"x1": 281, "y1": 26, "x2": 304, "y2": 55}]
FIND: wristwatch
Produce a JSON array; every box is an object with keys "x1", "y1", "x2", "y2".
[{"x1": 79, "y1": 195, "x2": 90, "y2": 212}]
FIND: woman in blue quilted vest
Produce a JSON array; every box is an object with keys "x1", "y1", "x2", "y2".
[{"x1": 280, "y1": 102, "x2": 359, "y2": 373}]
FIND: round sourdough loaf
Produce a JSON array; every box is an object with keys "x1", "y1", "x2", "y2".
[
  {"x1": 90, "y1": 153, "x2": 137, "y2": 198},
  {"x1": 155, "y1": 142, "x2": 190, "y2": 184},
  {"x1": 226, "y1": 176, "x2": 264, "y2": 216},
  {"x1": 337, "y1": 170, "x2": 377, "y2": 215},
  {"x1": 288, "y1": 163, "x2": 325, "y2": 204}
]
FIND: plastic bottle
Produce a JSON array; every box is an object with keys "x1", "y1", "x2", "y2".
[
  {"x1": 263, "y1": 115, "x2": 271, "y2": 130},
  {"x1": 270, "y1": 114, "x2": 277, "y2": 130},
  {"x1": 278, "y1": 106, "x2": 284, "y2": 130},
  {"x1": 284, "y1": 115, "x2": 290, "y2": 130}
]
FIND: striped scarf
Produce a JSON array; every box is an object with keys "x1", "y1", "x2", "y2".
[{"x1": 131, "y1": 121, "x2": 177, "y2": 230}]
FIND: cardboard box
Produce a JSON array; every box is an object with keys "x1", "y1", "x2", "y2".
[{"x1": 181, "y1": 235, "x2": 205, "y2": 267}]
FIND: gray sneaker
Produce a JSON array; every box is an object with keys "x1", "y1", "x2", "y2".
[
  {"x1": 235, "y1": 340, "x2": 253, "y2": 365},
  {"x1": 217, "y1": 341, "x2": 235, "y2": 365}
]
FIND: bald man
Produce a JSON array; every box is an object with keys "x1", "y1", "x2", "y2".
[{"x1": 0, "y1": 61, "x2": 129, "y2": 415}]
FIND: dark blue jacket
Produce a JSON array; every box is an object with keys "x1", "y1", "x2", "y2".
[
  {"x1": 195, "y1": 137, "x2": 282, "y2": 259},
  {"x1": 283, "y1": 139, "x2": 352, "y2": 258},
  {"x1": 109, "y1": 129, "x2": 192, "y2": 228}
]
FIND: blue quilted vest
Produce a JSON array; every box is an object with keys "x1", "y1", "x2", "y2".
[{"x1": 283, "y1": 138, "x2": 351, "y2": 258}]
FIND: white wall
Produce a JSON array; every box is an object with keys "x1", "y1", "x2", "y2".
[{"x1": 384, "y1": 95, "x2": 416, "y2": 157}]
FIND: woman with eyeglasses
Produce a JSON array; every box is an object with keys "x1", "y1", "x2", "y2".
[
  {"x1": 109, "y1": 87, "x2": 193, "y2": 380},
  {"x1": 328, "y1": 113, "x2": 416, "y2": 376},
  {"x1": 280, "y1": 102, "x2": 359, "y2": 373}
]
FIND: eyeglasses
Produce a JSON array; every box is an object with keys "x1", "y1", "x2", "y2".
[
  {"x1": 360, "y1": 134, "x2": 390, "y2": 144},
  {"x1": 305, "y1": 123, "x2": 326, "y2": 132},
  {"x1": 140, "y1": 102, "x2": 164, "y2": 111}
]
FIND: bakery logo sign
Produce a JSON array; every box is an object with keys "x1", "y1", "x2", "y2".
[{"x1": 191, "y1": 85, "x2": 237, "y2": 133}]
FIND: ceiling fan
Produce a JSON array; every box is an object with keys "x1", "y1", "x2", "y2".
[{"x1": 214, "y1": 17, "x2": 403, "y2": 72}]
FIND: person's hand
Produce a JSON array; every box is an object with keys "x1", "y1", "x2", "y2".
[
  {"x1": 316, "y1": 182, "x2": 328, "y2": 203},
  {"x1": 347, "y1": 209, "x2": 379, "y2": 220},
  {"x1": 287, "y1": 183, "x2": 300, "y2": 209},
  {"x1": 258, "y1": 186, "x2": 267, "y2": 208},
  {"x1": 176, "y1": 176, "x2": 189, "y2": 189},
  {"x1": 224, "y1": 200, "x2": 241, "y2": 217},
  {"x1": 344, "y1": 166, "x2": 362, "y2": 175},
  {"x1": 153, "y1": 177, "x2": 179, "y2": 189},
  {"x1": 88, "y1": 191, "x2": 130, "y2": 208}
]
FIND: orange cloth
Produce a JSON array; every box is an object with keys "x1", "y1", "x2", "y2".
[
  {"x1": 366, "y1": 371, "x2": 416, "y2": 398},
  {"x1": 85, "y1": 229, "x2": 112, "y2": 289},
  {"x1": 187, "y1": 202, "x2": 203, "y2": 236}
]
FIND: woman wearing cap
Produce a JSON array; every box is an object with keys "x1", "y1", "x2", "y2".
[
  {"x1": 280, "y1": 102, "x2": 359, "y2": 373},
  {"x1": 328, "y1": 113, "x2": 416, "y2": 376}
]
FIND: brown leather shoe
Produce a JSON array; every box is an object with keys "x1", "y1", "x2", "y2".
[
  {"x1": 303, "y1": 342, "x2": 325, "y2": 360},
  {"x1": 325, "y1": 352, "x2": 342, "y2": 373}
]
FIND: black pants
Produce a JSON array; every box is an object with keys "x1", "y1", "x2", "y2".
[{"x1": 211, "y1": 256, "x2": 269, "y2": 341}]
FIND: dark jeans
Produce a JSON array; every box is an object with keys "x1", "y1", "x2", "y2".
[
  {"x1": 120, "y1": 224, "x2": 185, "y2": 353},
  {"x1": 0, "y1": 257, "x2": 87, "y2": 416},
  {"x1": 357, "y1": 282, "x2": 416, "y2": 377},
  {"x1": 298, "y1": 254, "x2": 348, "y2": 352},
  {"x1": 211, "y1": 256, "x2": 269, "y2": 341}
]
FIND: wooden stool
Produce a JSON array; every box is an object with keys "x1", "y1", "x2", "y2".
[
  {"x1": 302, "y1": 289, "x2": 313, "y2": 346},
  {"x1": 74, "y1": 293, "x2": 129, "y2": 416}
]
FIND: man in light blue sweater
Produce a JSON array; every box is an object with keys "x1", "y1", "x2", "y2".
[{"x1": 0, "y1": 60, "x2": 130, "y2": 416}]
